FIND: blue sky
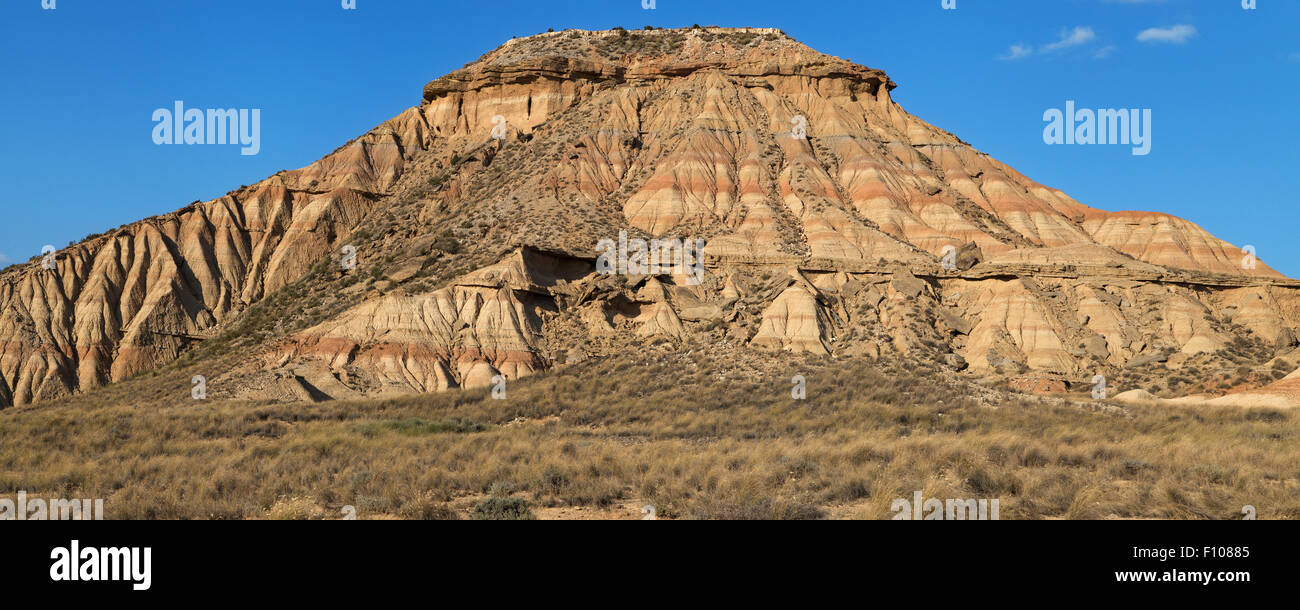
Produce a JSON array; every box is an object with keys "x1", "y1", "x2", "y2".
[{"x1": 1, "y1": 0, "x2": 1297, "y2": 275}]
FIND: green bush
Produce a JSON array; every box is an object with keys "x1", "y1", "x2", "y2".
[
  {"x1": 471, "y1": 497, "x2": 535, "y2": 521},
  {"x1": 433, "y1": 232, "x2": 462, "y2": 254}
]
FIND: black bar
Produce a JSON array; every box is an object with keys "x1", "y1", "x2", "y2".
[{"x1": 4, "y1": 521, "x2": 1284, "y2": 600}]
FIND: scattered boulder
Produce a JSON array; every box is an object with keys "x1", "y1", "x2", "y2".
[
  {"x1": 954, "y1": 241, "x2": 984, "y2": 271},
  {"x1": 1275, "y1": 327, "x2": 1299, "y2": 353},
  {"x1": 889, "y1": 268, "x2": 927, "y2": 299},
  {"x1": 1082, "y1": 335, "x2": 1110, "y2": 360},
  {"x1": 565, "y1": 348, "x2": 588, "y2": 364},
  {"x1": 943, "y1": 353, "x2": 968, "y2": 370},
  {"x1": 937, "y1": 309, "x2": 973, "y2": 336}
]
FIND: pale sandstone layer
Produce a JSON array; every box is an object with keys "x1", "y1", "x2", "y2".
[{"x1": 2, "y1": 27, "x2": 1295, "y2": 408}]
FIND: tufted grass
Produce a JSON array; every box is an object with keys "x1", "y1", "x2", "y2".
[{"x1": 1, "y1": 349, "x2": 1296, "y2": 520}]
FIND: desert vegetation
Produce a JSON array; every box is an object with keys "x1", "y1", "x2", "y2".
[
  {"x1": 2, "y1": 348, "x2": 1294, "y2": 520},
  {"x1": 3, "y1": 27, "x2": 1297, "y2": 521}
]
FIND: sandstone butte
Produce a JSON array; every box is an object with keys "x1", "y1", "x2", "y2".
[{"x1": 3, "y1": 27, "x2": 1299, "y2": 409}]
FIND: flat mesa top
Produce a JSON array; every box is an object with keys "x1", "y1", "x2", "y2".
[{"x1": 424, "y1": 27, "x2": 895, "y2": 101}]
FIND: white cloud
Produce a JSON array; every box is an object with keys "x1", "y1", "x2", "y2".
[
  {"x1": 0, "y1": 252, "x2": 12, "y2": 266},
  {"x1": 999, "y1": 44, "x2": 1033, "y2": 61},
  {"x1": 1137, "y1": 25, "x2": 1198, "y2": 44},
  {"x1": 1093, "y1": 45, "x2": 1117, "y2": 59},
  {"x1": 999, "y1": 26, "x2": 1102, "y2": 60},
  {"x1": 1045, "y1": 27, "x2": 1097, "y2": 51}
]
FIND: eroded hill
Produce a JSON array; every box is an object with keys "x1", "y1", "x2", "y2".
[{"x1": 4, "y1": 27, "x2": 1299, "y2": 409}]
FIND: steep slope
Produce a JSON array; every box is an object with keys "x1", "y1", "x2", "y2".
[{"x1": 3, "y1": 27, "x2": 1297, "y2": 409}]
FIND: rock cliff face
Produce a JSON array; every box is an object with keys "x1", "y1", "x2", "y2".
[{"x1": 3, "y1": 27, "x2": 1297, "y2": 408}]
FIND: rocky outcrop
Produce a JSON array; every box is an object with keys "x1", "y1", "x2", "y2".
[
  {"x1": 4, "y1": 27, "x2": 1298, "y2": 407},
  {"x1": 750, "y1": 271, "x2": 834, "y2": 355},
  {"x1": 266, "y1": 284, "x2": 545, "y2": 393},
  {"x1": 1206, "y1": 367, "x2": 1300, "y2": 408},
  {"x1": 0, "y1": 108, "x2": 435, "y2": 406}
]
